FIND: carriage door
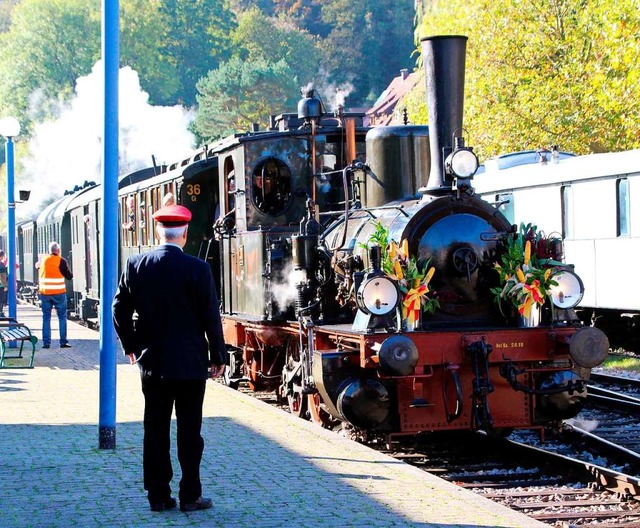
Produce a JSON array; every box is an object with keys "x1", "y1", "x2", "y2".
[{"x1": 83, "y1": 205, "x2": 92, "y2": 291}]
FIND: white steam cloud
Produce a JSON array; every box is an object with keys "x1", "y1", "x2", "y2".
[
  {"x1": 270, "y1": 264, "x2": 305, "y2": 309},
  {"x1": 19, "y1": 61, "x2": 195, "y2": 219},
  {"x1": 330, "y1": 82, "x2": 354, "y2": 111}
]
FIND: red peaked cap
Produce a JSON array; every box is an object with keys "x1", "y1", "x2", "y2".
[{"x1": 152, "y1": 205, "x2": 192, "y2": 227}]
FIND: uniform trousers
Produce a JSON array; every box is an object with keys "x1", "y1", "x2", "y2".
[{"x1": 140, "y1": 374, "x2": 206, "y2": 504}]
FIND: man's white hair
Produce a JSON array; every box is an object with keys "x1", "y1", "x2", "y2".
[
  {"x1": 157, "y1": 225, "x2": 187, "y2": 241},
  {"x1": 49, "y1": 241, "x2": 60, "y2": 254}
]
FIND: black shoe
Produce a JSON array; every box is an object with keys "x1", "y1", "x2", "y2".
[
  {"x1": 180, "y1": 497, "x2": 213, "y2": 512},
  {"x1": 60, "y1": 343, "x2": 72, "y2": 348},
  {"x1": 150, "y1": 497, "x2": 177, "y2": 512},
  {"x1": 42, "y1": 344, "x2": 50, "y2": 349}
]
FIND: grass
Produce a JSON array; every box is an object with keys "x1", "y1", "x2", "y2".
[{"x1": 602, "y1": 352, "x2": 640, "y2": 373}]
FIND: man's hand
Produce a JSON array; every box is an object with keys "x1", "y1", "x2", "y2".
[
  {"x1": 127, "y1": 353, "x2": 136, "y2": 365},
  {"x1": 210, "y1": 364, "x2": 225, "y2": 379}
]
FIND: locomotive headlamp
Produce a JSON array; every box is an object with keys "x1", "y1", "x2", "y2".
[
  {"x1": 445, "y1": 146, "x2": 479, "y2": 178},
  {"x1": 445, "y1": 136, "x2": 479, "y2": 179},
  {"x1": 550, "y1": 270, "x2": 584, "y2": 309},
  {"x1": 356, "y1": 276, "x2": 399, "y2": 316}
]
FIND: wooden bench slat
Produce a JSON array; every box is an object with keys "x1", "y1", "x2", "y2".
[{"x1": 0, "y1": 321, "x2": 38, "y2": 369}]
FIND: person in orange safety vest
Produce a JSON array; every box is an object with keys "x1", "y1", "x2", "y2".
[{"x1": 36, "y1": 241, "x2": 73, "y2": 349}]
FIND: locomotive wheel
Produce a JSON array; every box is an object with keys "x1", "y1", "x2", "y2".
[
  {"x1": 222, "y1": 365, "x2": 240, "y2": 390},
  {"x1": 282, "y1": 337, "x2": 308, "y2": 418},
  {"x1": 288, "y1": 389, "x2": 308, "y2": 418},
  {"x1": 308, "y1": 393, "x2": 341, "y2": 429}
]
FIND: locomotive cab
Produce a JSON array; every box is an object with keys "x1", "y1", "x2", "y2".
[{"x1": 215, "y1": 112, "x2": 369, "y2": 322}]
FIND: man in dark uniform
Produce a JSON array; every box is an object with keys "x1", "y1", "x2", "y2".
[{"x1": 112, "y1": 204, "x2": 226, "y2": 513}]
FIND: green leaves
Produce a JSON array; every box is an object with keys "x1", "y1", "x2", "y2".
[
  {"x1": 194, "y1": 56, "x2": 299, "y2": 142},
  {"x1": 411, "y1": 0, "x2": 640, "y2": 156}
]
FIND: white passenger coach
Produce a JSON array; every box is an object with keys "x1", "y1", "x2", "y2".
[{"x1": 474, "y1": 149, "x2": 640, "y2": 333}]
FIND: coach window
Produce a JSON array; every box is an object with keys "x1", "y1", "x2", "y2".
[
  {"x1": 122, "y1": 196, "x2": 137, "y2": 245},
  {"x1": 223, "y1": 157, "x2": 236, "y2": 216},
  {"x1": 162, "y1": 183, "x2": 176, "y2": 207},
  {"x1": 496, "y1": 193, "x2": 514, "y2": 224},
  {"x1": 617, "y1": 178, "x2": 630, "y2": 236},
  {"x1": 252, "y1": 157, "x2": 292, "y2": 215},
  {"x1": 138, "y1": 192, "x2": 147, "y2": 245}
]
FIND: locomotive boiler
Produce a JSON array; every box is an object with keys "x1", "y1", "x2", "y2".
[{"x1": 217, "y1": 35, "x2": 609, "y2": 439}]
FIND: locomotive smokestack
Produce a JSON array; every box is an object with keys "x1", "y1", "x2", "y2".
[{"x1": 419, "y1": 35, "x2": 468, "y2": 193}]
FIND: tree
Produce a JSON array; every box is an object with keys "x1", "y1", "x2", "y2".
[
  {"x1": 0, "y1": 0, "x2": 19, "y2": 33},
  {"x1": 194, "y1": 57, "x2": 299, "y2": 142},
  {"x1": 272, "y1": 0, "x2": 330, "y2": 36},
  {"x1": 319, "y1": 0, "x2": 416, "y2": 106},
  {"x1": 0, "y1": 0, "x2": 101, "y2": 131},
  {"x1": 227, "y1": 0, "x2": 275, "y2": 16},
  {"x1": 0, "y1": 0, "x2": 237, "y2": 133},
  {"x1": 412, "y1": 0, "x2": 640, "y2": 156},
  {"x1": 120, "y1": 0, "x2": 181, "y2": 105},
  {"x1": 158, "y1": 0, "x2": 236, "y2": 107},
  {"x1": 193, "y1": 8, "x2": 324, "y2": 143},
  {"x1": 231, "y1": 8, "x2": 321, "y2": 90}
]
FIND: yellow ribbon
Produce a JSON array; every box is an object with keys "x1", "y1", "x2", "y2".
[
  {"x1": 403, "y1": 284, "x2": 428, "y2": 324},
  {"x1": 393, "y1": 260, "x2": 404, "y2": 280}
]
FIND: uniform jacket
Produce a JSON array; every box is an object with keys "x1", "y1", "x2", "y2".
[
  {"x1": 39, "y1": 254, "x2": 73, "y2": 294},
  {"x1": 112, "y1": 244, "x2": 226, "y2": 379}
]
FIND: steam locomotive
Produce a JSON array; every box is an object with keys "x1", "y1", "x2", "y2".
[{"x1": 17, "y1": 35, "x2": 609, "y2": 440}]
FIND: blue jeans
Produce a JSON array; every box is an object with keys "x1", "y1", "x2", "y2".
[{"x1": 40, "y1": 293, "x2": 68, "y2": 346}]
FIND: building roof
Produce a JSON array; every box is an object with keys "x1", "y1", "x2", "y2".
[{"x1": 365, "y1": 69, "x2": 422, "y2": 126}]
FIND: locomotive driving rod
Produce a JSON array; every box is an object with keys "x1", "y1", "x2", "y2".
[{"x1": 299, "y1": 314, "x2": 316, "y2": 393}]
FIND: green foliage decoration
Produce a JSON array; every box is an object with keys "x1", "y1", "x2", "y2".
[
  {"x1": 362, "y1": 221, "x2": 440, "y2": 321},
  {"x1": 491, "y1": 223, "x2": 560, "y2": 318}
]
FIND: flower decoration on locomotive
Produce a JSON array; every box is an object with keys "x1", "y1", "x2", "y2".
[
  {"x1": 491, "y1": 223, "x2": 565, "y2": 320},
  {"x1": 365, "y1": 222, "x2": 440, "y2": 327}
]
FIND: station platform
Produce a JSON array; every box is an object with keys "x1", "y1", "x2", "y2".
[{"x1": 0, "y1": 302, "x2": 545, "y2": 528}]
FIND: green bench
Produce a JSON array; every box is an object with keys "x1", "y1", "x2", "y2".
[{"x1": 0, "y1": 318, "x2": 38, "y2": 368}]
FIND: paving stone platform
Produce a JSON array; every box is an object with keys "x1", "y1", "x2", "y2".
[{"x1": 0, "y1": 302, "x2": 544, "y2": 527}]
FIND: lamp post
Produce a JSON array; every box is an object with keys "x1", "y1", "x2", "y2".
[{"x1": 0, "y1": 116, "x2": 21, "y2": 323}]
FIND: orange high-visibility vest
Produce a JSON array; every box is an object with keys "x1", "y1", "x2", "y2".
[{"x1": 39, "y1": 254, "x2": 66, "y2": 295}]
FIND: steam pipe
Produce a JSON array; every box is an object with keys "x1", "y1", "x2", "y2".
[{"x1": 419, "y1": 35, "x2": 468, "y2": 193}]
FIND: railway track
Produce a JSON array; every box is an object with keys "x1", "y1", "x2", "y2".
[
  {"x1": 381, "y1": 430, "x2": 640, "y2": 527},
  {"x1": 240, "y1": 376, "x2": 640, "y2": 526},
  {"x1": 241, "y1": 369, "x2": 640, "y2": 525}
]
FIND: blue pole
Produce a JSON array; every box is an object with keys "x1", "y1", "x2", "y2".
[
  {"x1": 5, "y1": 136, "x2": 17, "y2": 325},
  {"x1": 99, "y1": 0, "x2": 119, "y2": 450}
]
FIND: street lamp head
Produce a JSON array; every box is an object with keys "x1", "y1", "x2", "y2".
[{"x1": 0, "y1": 116, "x2": 21, "y2": 138}]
